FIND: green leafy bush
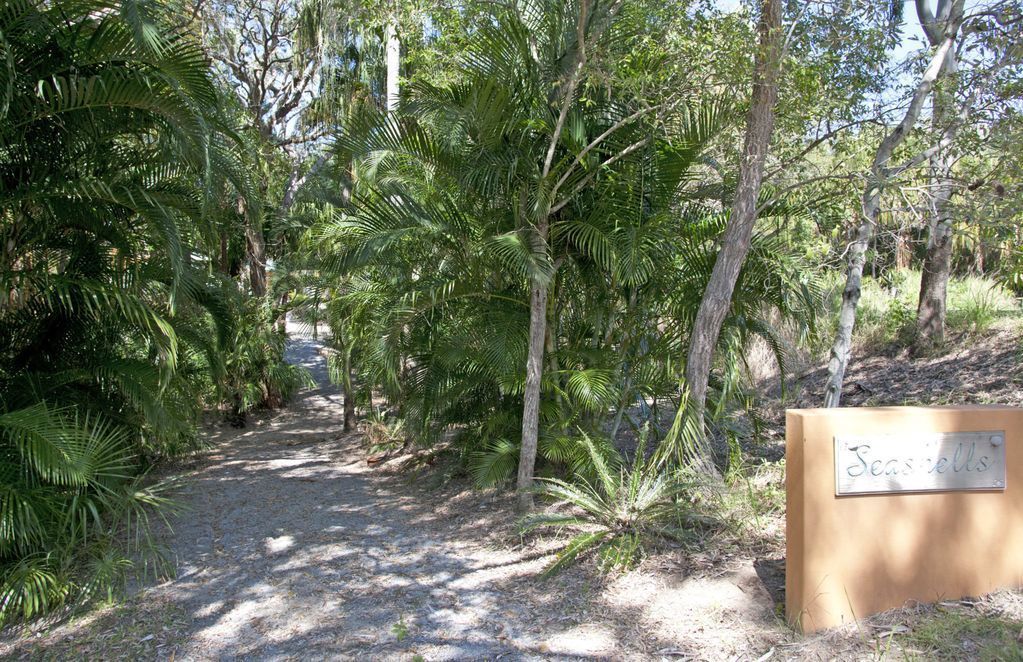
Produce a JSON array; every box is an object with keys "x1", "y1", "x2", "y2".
[
  {"x1": 216, "y1": 299, "x2": 313, "y2": 426},
  {"x1": 0, "y1": 0, "x2": 254, "y2": 623},
  {"x1": 821, "y1": 270, "x2": 1020, "y2": 351},
  {"x1": 0, "y1": 406, "x2": 175, "y2": 623}
]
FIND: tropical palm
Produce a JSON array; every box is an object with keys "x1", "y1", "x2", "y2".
[
  {"x1": 0, "y1": 0, "x2": 255, "y2": 622},
  {"x1": 520, "y1": 429, "x2": 698, "y2": 574},
  {"x1": 310, "y1": 0, "x2": 821, "y2": 486}
]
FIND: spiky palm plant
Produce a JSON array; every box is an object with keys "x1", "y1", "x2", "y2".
[
  {"x1": 0, "y1": 404, "x2": 175, "y2": 621},
  {"x1": 521, "y1": 430, "x2": 697, "y2": 574},
  {"x1": 217, "y1": 297, "x2": 314, "y2": 426}
]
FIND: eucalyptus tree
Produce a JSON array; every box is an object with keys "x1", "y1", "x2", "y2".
[
  {"x1": 825, "y1": 0, "x2": 1023, "y2": 404},
  {"x1": 915, "y1": 0, "x2": 1023, "y2": 346},
  {"x1": 824, "y1": 5, "x2": 965, "y2": 406},
  {"x1": 683, "y1": 0, "x2": 783, "y2": 462},
  {"x1": 197, "y1": 0, "x2": 342, "y2": 295}
]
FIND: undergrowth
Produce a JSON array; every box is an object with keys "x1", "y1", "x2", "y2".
[
  {"x1": 899, "y1": 608, "x2": 1023, "y2": 661},
  {"x1": 819, "y1": 270, "x2": 1021, "y2": 352}
]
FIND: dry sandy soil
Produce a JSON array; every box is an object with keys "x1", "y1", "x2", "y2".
[{"x1": 1, "y1": 326, "x2": 1022, "y2": 660}]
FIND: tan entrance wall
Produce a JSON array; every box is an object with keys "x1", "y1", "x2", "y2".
[{"x1": 785, "y1": 406, "x2": 1023, "y2": 633}]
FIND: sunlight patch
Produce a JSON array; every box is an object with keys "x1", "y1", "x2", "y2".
[
  {"x1": 265, "y1": 535, "x2": 296, "y2": 554},
  {"x1": 543, "y1": 625, "x2": 615, "y2": 656}
]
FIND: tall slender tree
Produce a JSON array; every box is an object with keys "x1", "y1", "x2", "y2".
[
  {"x1": 824, "y1": 10, "x2": 964, "y2": 406},
  {"x1": 915, "y1": 0, "x2": 965, "y2": 347},
  {"x1": 198, "y1": 0, "x2": 337, "y2": 295},
  {"x1": 681, "y1": 0, "x2": 783, "y2": 467}
]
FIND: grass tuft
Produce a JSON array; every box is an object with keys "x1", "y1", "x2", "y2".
[{"x1": 899, "y1": 609, "x2": 1023, "y2": 661}]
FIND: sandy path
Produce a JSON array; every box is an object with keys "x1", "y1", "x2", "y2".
[
  {"x1": 134, "y1": 331, "x2": 566, "y2": 660},
  {"x1": 1, "y1": 327, "x2": 788, "y2": 661}
]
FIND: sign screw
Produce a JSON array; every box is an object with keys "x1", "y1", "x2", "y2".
[{"x1": 991, "y1": 435, "x2": 1004, "y2": 447}]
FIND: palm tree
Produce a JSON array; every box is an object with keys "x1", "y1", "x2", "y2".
[
  {"x1": 311, "y1": 0, "x2": 821, "y2": 500},
  {"x1": 0, "y1": 0, "x2": 252, "y2": 622}
]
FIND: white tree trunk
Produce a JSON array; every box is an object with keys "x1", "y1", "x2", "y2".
[
  {"x1": 385, "y1": 19, "x2": 400, "y2": 115},
  {"x1": 915, "y1": 0, "x2": 963, "y2": 347},
  {"x1": 823, "y1": 27, "x2": 960, "y2": 406}
]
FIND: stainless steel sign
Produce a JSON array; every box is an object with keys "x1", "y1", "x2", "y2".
[{"x1": 834, "y1": 431, "x2": 1007, "y2": 495}]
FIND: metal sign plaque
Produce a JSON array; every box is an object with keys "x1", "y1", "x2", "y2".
[{"x1": 834, "y1": 430, "x2": 1006, "y2": 496}]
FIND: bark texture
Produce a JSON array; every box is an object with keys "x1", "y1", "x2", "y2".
[
  {"x1": 915, "y1": 0, "x2": 963, "y2": 348},
  {"x1": 516, "y1": 276, "x2": 549, "y2": 511},
  {"x1": 515, "y1": 0, "x2": 621, "y2": 509},
  {"x1": 823, "y1": 25, "x2": 960, "y2": 407},
  {"x1": 240, "y1": 193, "x2": 267, "y2": 297},
  {"x1": 341, "y1": 349, "x2": 356, "y2": 431},
  {"x1": 682, "y1": 0, "x2": 783, "y2": 453}
]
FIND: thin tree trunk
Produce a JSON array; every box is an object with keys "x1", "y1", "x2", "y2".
[
  {"x1": 516, "y1": 0, "x2": 616, "y2": 509},
  {"x1": 239, "y1": 192, "x2": 267, "y2": 297},
  {"x1": 915, "y1": 0, "x2": 962, "y2": 348},
  {"x1": 277, "y1": 291, "x2": 289, "y2": 333},
  {"x1": 823, "y1": 26, "x2": 960, "y2": 407},
  {"x1": 682, "y1": 0, "x2": 783, "y2": 465},
  {"x1": 245, "y1": 223, "x2": 267, "y2": 297},
  {"x1": 516, "y1": 261, "x2": 549, "y2": 511},
  {"x1": 385, "y1": 18, "x2": 400, "y2": 114},
  {"x1": 895, "y1": 227, "x2": 912, "y2": 270},
  {"x1": 342, "y1": 348, "x2": 356, "y2": 431}
]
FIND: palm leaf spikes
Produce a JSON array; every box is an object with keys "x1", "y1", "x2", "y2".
[{"x1": 521, "y1": 428, "x2": 699, "y2": 574}]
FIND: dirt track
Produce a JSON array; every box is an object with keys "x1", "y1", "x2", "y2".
[{"x1": 0, "y1": 327, "x2": 786, "y2": 660}]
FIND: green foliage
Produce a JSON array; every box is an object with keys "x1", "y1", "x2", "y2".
[
  {"x1": 466, "y1": 431, "x2": 621, "y2": 489},
  {"x1": 391, "y1": 614, "x2": 410, "y2": 642},
  {"x1": 521, "y1": 430, "x2": 697, "y2": 575},
  {"x1": 215, "y1": 298, "x2": 313, "y2": 425},
  {"x1": 310, "y1": 0, "x2": 823, "y2": 478},
  {"x1": 821, "y1": 270, "x2": 1021, "y2": 351},
  {"x1": 0, "y1": 404, "x2": 175, "y2": 623},
  {"x1": 0, "y1": 0, "x2": 260, "y2": 623}
]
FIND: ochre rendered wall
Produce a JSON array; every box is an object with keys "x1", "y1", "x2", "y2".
[{"x1": 785, "y1": 406, "x2": 1023, "y2": 633}]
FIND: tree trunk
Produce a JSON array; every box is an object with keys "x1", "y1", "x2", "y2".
[
  {"x1": 342, "y1": 348, "x2": 356, "y2": 431},
  {"x1": 219, "y1": 232, "x2": 231, "y2": 275},
  {"x1": 245, "y1": 220, "x2": 267, "y2": 297},
  {"x1": 516, "y1": 278, "x2": 549, "y2": 511},
  {"x1": 277, "y1": 291, "x2": 289, "y2": 333},
  {"x1": 916, "y1": 122, "x2": 956, "y2": 348},
  {"x1": 515, "y1": 0, "x2": 605, "y2": 509},
  {"x1": 239, "y1": 192, "x2": 267, "y2": 297},
  {"x1": 682, "y1": 0, "x2": 782, "y2": 461},
  {"x1": 915, "y1": 0, "x2": 962, "y2": 348},
  {"x1": 895, "y1": 228, "x2": 912, "y2": 270},
  {"x1": 823, "y1": 23, "x2": 960, "y2": 406},
  {"x1": 385, "y1": 19, "x2": 400, "y2": 114},
  {"x1": 917, "y1": 219, "x2": 954, "y2": 344}
]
